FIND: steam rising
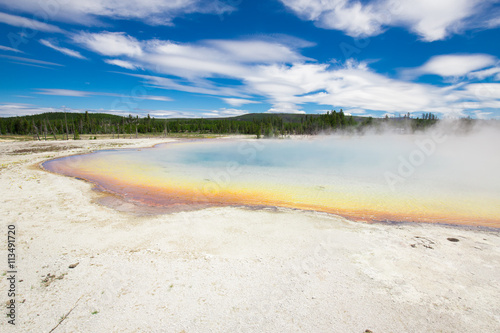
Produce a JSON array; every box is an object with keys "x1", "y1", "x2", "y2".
[{"x1": 43, "y1": 121, "x2": 500, "y2": 226}]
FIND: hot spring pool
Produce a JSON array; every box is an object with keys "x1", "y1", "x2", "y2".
[{"x1": 43, "y1": 134, "x2": 500, "y2": 227}]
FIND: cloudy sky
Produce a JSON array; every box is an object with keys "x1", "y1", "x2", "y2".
[{"x1": 0, "y1": 0, "x2": 499, "y2": 118}]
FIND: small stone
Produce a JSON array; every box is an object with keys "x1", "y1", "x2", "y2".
[
  {"x1": 447, "y1": 237, "x2": 459, "y2": 242},
  {"x1": 69, "y1": 262, "x2": 79, "y2": 269}
]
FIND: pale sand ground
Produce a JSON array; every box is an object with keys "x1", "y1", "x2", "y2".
[{"x1": 1, "y1": 138, "x2": 499, "y2": 333}]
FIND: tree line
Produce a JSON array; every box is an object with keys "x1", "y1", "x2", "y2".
[{"x1": 0, "y1": 110, "x2": 441, "y2": 139}]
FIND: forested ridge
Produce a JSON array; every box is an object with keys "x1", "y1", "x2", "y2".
[{"x1": 0, "y1": 110, "x2": 440, "y2": 139}]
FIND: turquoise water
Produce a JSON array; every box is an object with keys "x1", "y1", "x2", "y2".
[{"x1": 43, "y1": 134, "x2": 500, "y2": 227}]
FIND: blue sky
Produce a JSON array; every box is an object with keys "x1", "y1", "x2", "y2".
[{"x1": 0, "y1": 0, "x2": 499, "y2": 119}]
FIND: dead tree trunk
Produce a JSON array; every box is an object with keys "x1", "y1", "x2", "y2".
[
  {"x1": 64, "y1": 111, "x2": 69, "y2": 140},
  {"x1": 32, "y1": 119, "x2": 41, "y2": 141},
  {"x1": 46, "y1": 119, "x2": 58, "y2": 140},
  {"x1": 43, "y1": 119, "x2": 47, "y2": 140}
]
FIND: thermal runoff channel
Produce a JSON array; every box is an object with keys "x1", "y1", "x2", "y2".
[{"x1": 43, "y1": 130, "x2": 500, "y2": 228}]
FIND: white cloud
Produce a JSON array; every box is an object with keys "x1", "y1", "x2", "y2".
[
  {"x1": 266, "y1": 102, "x2": 305, "y2": 114},
  {"x1": 0, "y1": 12, "x2": 64, "y2": 33},
  {"x1": 73, "y1": 32, "x2": 142, "y2": 57},
  {"x1": 0, "y1": 54, "x2": 63, "y2": 67},
  {"x1": 121, "y1": 72, "x2": 250, "y2": 98},
  {"x1": 0, "y1": 103, "x2": 183, "y2": 118},
  {"x1": 77, "y1": 32, "x2": 311, "y2": 102},
  {"x1": 0, "y1": 45, "x2": 23, "y2": 53},
  {"x1": 319, "y1": 67, "x2": 442, "y2": 112},
  {"x1": 8, "y1": 61, "x2": 52, "y2": 69},
  {"x1": 201, "y1": 108, "x2": 248, "y2": 118},
  {"x1": 403, "y1": 54, "x2": 497, "y2": 78},
  {"x1": 463, "y1": 83, "x2": 500, "y2": 100},
  {"x1": 472, "y1": 110, "x2": 493, "y2": 119},
  {"x1": 37, "y1": 89, "x2": 90, "y2": 97},
  {"x1": 144, "y1": 51, "x2": 500, "y2": 116},
  {"x1": 486, "y1": 15, "x2": 500, "y2": 28},
  {"x1": 138, "y1": 95, "x2": 172, "y2": 102},
  {"x1": 244, "y1": 63, "x2": 331, "y2": 108},
  {"x1": 104, "y1": 59, "x2": 138, "y2": 70},
  {"x1": 0, "y1": 0, "x2": 235, "y2": 26},
  {"x1": 468, "y1": 66, "x2": 500, "y2": 80},
  {"x1": 344, "y1": 108, "x2": 366, "y2": 114},
  {"x1": 279, "y1": 0, "x2": 496, "y2": 41},
  {"x1": 222, "y1": 98, "x2": 259, "y2": 107},
  {"x1": 40, "y1": 39, "x2": 86, "y2": 59},
  {"x1": 141, "y1": 110, "x2": 199, "y2": 118},
  {"x1": 206, "y1": 40, "x2": 307, "y2": 63},
  {"x1": 245, "y1": 60, "x2": 500, "y2": 115},
  {"x1": 72, "y1": 31, "x2": 500, "y2": 118},
  {"x1": 36, "y1": 88, "x2": 172, "y2": 101},
  {"x1": 143, "y1": 44, "x2": 248, "y2": 79},
  {"x1": 320, "y1": 1, "x2": 385, "y2": 37},
  {"x1": 393, "y1": 0, "x2": 482, "y2": 41},
  {"x1": 75, "y1": 32, "x2": 309, "y2": 79},
  {"x1": 0, "y1": 103, "x2": 69, "y2": 117}
]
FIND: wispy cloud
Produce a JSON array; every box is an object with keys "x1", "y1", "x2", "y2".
[
  {"x1": 0, "y1": 0, "x2": 236, "y2": 26},
  {"x1": 104, "y1": 59, "x2": 138, "y2": 70},
  {"x1": 279, "y1": 0, "x2": 498, "y2": 41},
  {"x1": 73, "y1": 32, "x2": 143, "y2": 57},
  {"x1": 0, "y1": 12, "x2": 64, "y2": 33},
  {"x1": 0, "y1": 54, "x2": 64, "y2": 67},
  {"x1": 402, "y1": 54, "x2": 497, "y2": 78},
  {"x1": 0, "y1": 103, "x2": 68, "y2": 117},
  {"x1": 136, "y1": 109, "x2": 200, "y2": 118},
  {"x1": 9, "y1": 61, "x2": 53, "y2": 69},
  {"x1": 201, "y1": 108, "x2": 248, "y2": 118},
  {"x1": 36, "y1": 88, "x2": 172, "y2": 102},
  {"x1": 266, "y1": 102, "x2": 305, "y2": 114},
  {"x1": 40, "y1": 39, "x2": 86, "y2": 59},
  {"x1": 468, "y1": 66, "x2": 500, "y2": 80},
  {"x1": 36, "y1": 89, "x2": 90, "y2": 97},
  {"x1": 0, "y1": 45, "x2": 23, "y2": 53},
  {"x1": 222, "y1": 98, "x2": 260, "y2": 107},
  {"x1": 119, "y1": 72, "x2": 250, "y2": 98},
  {"x1": 0, "y1": 102, "x2": 190, "y2": 118}
]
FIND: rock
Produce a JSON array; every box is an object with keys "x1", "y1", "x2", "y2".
[{"x1": 69, "y1": 262, "x2": 79, "y2": 269}]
